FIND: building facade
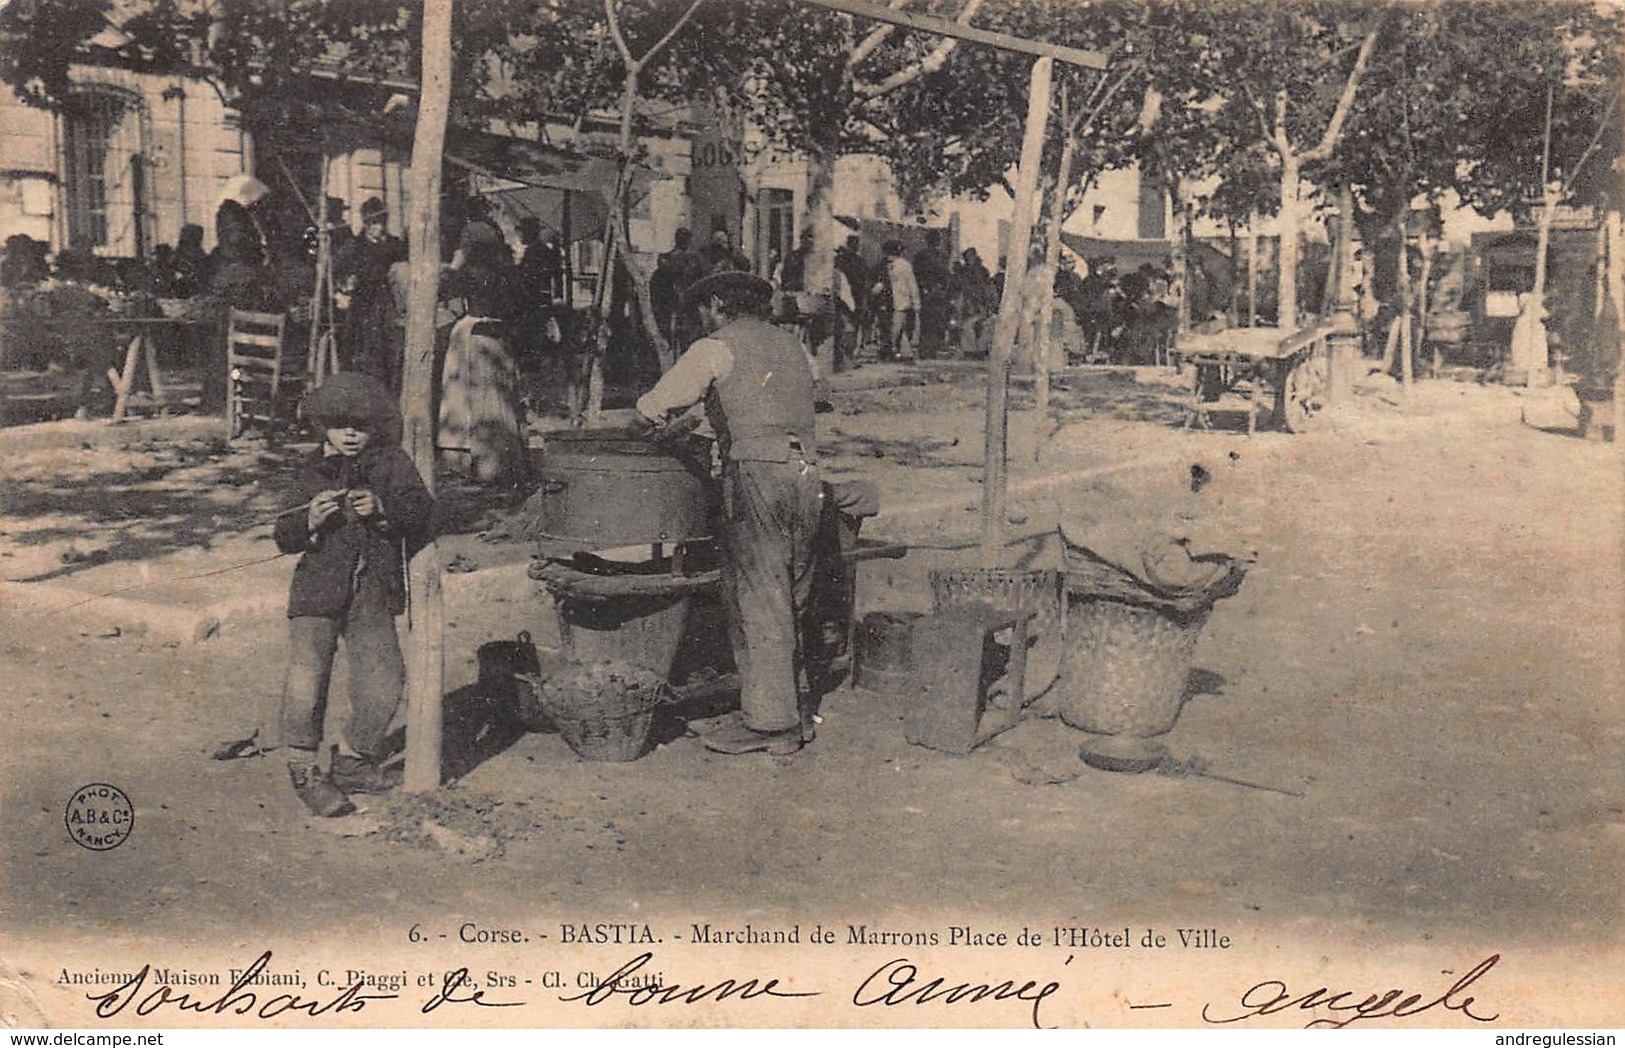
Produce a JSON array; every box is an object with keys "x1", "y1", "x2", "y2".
[{"x1": 1, "y1": 63, "x2": 251, "y2": 256}]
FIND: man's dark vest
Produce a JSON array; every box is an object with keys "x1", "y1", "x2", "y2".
[{"x1": 704, "y1": 317, "x2": 817, "y2": 463}]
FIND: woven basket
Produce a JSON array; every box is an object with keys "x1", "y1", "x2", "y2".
[
  {"x1": 1056, "y1": 533, "x2": 1249, "y2": 739},
  {"x1": 1059, "y1": 599, "x2": 1207, "y2": 736},
  {"x1": 533, "y1": 676, "x2": 665, "y2": 762},
  {"x1": 929, "y1": 567, "x2": 1062, "y2": 699},
  {"x1": 551, "y1": 707, "x2": 658, "y2": 762}
]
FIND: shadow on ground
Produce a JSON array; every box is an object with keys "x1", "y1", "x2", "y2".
[{"x1": 1, "y1": 436, "x2": 543, "y2": 582}]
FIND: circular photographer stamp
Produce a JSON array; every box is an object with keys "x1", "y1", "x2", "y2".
[{"x1": 65, "y1": 783, "x2": 134, "y2": 851}]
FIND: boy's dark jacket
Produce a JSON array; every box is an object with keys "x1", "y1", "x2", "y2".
[{"x1": 273, "y1": 444, "x2": 435, "y2": 618}]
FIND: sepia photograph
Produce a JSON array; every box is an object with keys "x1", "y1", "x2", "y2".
[{"x1": 0, "y1": 0, "x2": 1621, "y2": 1033}]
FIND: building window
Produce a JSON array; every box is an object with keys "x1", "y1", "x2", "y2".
[{"x1": 62, "y1": 87, "x2": 148, "y2": 255}]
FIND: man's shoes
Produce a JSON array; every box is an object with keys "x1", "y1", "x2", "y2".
[
  {"x1": 330, "y1": 753, "x2": 399, "y2": 795},
  {"x1": 288, "y1": 761, "x2": 355, "y2": 818},
  {"x1": 703, "y1": 716, "x2": 804, "y2": 756}
]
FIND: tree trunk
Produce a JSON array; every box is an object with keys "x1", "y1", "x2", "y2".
[
  {"x1": 1171, "y1": 187, "x2": 1191, "y2": 337},
  {"x1": 613, "y1": 68, "x2": 671, "y2": 372},
  {"x1": 1419, "y1": 231, "x2": 1436, "y2": 376},
  {"x1": 1397, "y1": 208, "x2": 1413, "y2": 388},
  {"x1": 804, "y1": 150, "x2": 838, "y2": 298},
  {"x1": 1594, "y1": 211, "x2": 1608, "y2": 321},
  {"x1": 1608, "y1": 210, "x2": 1623, "y2": 449},
  {"x1": 1527, "y1": 184, "x2": 1559, "y2": 385},
  {"x1": 982, "y1": 56, "x2": 1051, "y2": 564},
  {"x1": 1334, "y1": 183, "x2": 1357, "y2": 311},
  {"x1": 1277, "y1": 152, "x2": 1301, "y2": 330},
  {"x1": 1246, "y1": 212, "x2": 1259, "y2": 327},
  {"x1": 400, "y1": 0, "x2": 452, "y2": 795},
  {"x1": 1228, "y1": 221, "x2": 1241, "y2": 325}
]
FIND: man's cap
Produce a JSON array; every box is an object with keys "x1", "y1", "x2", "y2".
[
  {"x1": 681, "y1": 270, "x2": 773, "y2": 309},
  {"x1": 304, "y1": 372, "x2": 396, "y2": 426}
]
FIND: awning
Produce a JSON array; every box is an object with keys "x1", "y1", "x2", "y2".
[
  {"x1": 446, "y1": 134, "x2": 656, "y2": 242},
  {"x1": 1059, "y1": 233, "x2": 1175, "y2": 266}
]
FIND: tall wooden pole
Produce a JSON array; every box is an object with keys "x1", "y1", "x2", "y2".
[
  {"x1": 401, "y1": 0, "x2": 452, "y2": 794},
  {"x1": 981, "y1": 55, "x2": 1052, "y2": 564},
  {"x1": 1033, "y1": 86, "x2": 1074, "y2": 464}
]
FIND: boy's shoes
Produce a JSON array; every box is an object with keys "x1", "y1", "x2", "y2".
[
  {"x1": 703, "y1": 715, "x2": 804, "y2": 756},
  {"x1": 329, "y1": 754, "x2": 398, "y2": 795},
  {"x1": 288, "y1": 761, "x2": 356, "y2": 818}
]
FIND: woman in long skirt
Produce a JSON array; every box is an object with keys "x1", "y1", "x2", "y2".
[{"x1": 440, "y1": 313, "x2": 526, "y2": 485}]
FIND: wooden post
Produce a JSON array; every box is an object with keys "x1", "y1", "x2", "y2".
[
  {"x1": 981, "y1": 55, "x2": 1052, "y2": 564},
  {"x1": 1034, "y1": 86, "x2": 1076, "y2": 464},
  {"x1": 1609, "y1": 210, "x2": 1624, "y2": 451},
  {"x1": 110, "y1": 333, "x2": 144, "y2": 423},
  {"x1": 400, "y1": 0, "x2": 453, "y2": 795}
]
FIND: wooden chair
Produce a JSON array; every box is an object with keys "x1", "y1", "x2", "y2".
[{"x1": 225, "y1": 309, "x2": 299, "y2": 440}]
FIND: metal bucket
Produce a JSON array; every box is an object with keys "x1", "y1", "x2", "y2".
[
  {"x1": 523, "y1": 428, "x2": 717, "y2": 552},
  {"x1": 853, "y1": 610, "x2": 924, "y2": 694}
]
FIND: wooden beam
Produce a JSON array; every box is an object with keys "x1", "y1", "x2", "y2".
[{"x1": 797, "y1": 0, "x2": 1108, "y2": 70}]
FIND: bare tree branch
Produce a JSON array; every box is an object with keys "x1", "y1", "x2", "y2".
[
  {"x1": 1067, "y1": 62, "x2": 1138, "y2": 140},
  {"x1": 849, "y1": 0, "x2": 906, "y2": 68},
  {"x1": 1236, "y1": 81, "x2": 1275, "y2": 144},
  {"x1": 604, "y1": 0, "x2": 634, "y2": 67},
  {"x1": 1561, "y1": 87, "x2": 1621, "y2": 195},
  {"x1": 639, "y1": 0, "x2": 706, "y2": 67},
  {"x1": 853, "y1": 0, "x2": 984, "y2": 101},
  {"x1": 1302, "y1": 21, "x2": 1381, "y2": 162}
]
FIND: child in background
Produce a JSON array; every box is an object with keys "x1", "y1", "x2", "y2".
[{"x1": 271, "y1": 373, "x2": 434, "y2": 817}]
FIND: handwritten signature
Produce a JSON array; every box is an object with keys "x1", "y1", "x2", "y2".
[
  {"x1": 852, "y1": 957, "x2": 1063, "y2": 1029},
  {"x1": 559, "y1": 952, "x2": 817, "y2": 1007},
  {"x1": 85, "y1": 951, "x2": 399, "y2": 1021},
  {"x1": 83, "y1": 946, "x2": 1497, "y2": 1030},
  {"x1": 1202, "y1": 954, "x2": 1502, "y2": 1029}
]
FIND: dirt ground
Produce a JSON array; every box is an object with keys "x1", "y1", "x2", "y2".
[{"x1": 1, "y1": 363, "x2": 1621, "y2": 1028}]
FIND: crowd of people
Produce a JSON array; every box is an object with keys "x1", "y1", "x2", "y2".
[
  {"x1": 3, "y1": 181, "x2": 1206, "y2": 459},
  {"x1": 648, "y1": 227, "x2": 1011, "y2": 374}
]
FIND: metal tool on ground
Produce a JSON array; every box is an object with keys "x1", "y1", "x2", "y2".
[{"x1": 1153, "y1": 754, "x2": 1304, "y2": 798}]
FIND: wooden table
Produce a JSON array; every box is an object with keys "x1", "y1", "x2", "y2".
[
  {"x1": 1177, "y1": 324, "x2": 1333, "y2": 434},
  {"x1": 0, "y1": 316, "x2": 217, "y2": 423}
]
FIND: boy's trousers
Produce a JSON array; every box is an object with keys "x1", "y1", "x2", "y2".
[{"x1": 278, "y1": 569, "x2": 404, "y2": 760}]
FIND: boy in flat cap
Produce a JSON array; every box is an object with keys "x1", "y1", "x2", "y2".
[
  {"x1": 634, "y1": 271, "x2": 821, "y2": 756},
  {"x1": 271, "y1": 373, "x2": 435, "y2": 816}
]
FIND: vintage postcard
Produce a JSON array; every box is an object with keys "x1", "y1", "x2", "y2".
[{"x1": 2, "y1": 0, "x2": 1622, "y2": 1033}]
